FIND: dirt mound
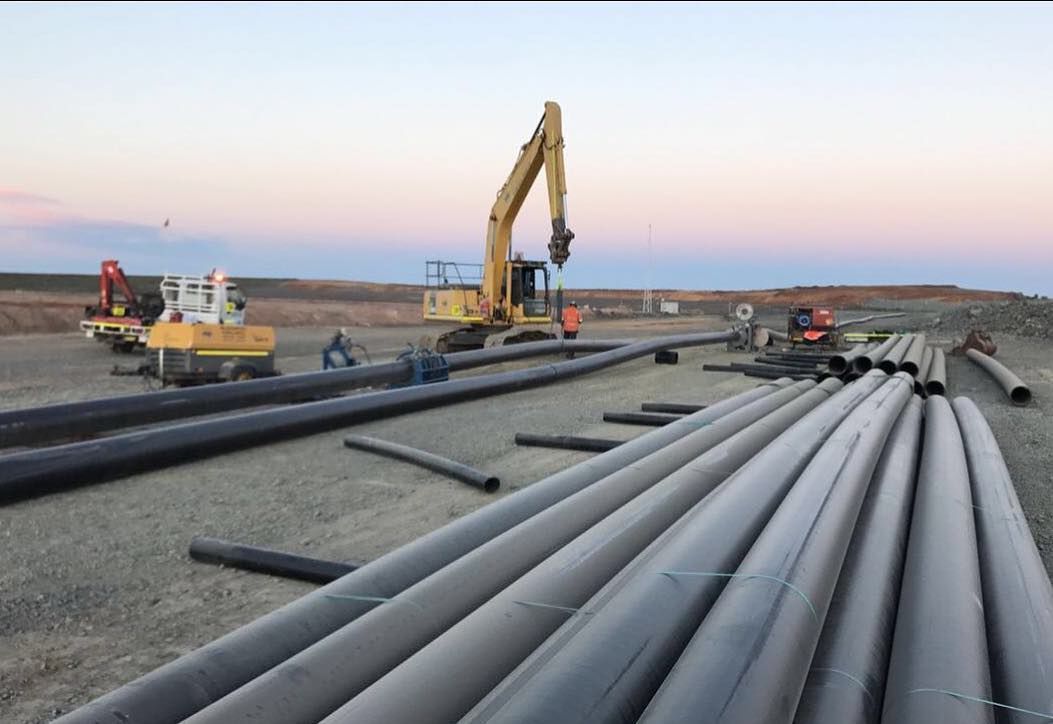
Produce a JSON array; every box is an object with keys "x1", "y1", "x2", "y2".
[
  {"x1": 934, "y1": 298, "x2": 1053, "y2": 339},
  {"x1": 0, "y1": 283, "x2": 1024, "y2": 336},
  {"x1": 275, "y1": 280, "x2": 422, "y2": 303},
  {"x1": 0, "y1": 292, "x2": 420, "y2": 336},
  {"x1": 247, "y1": 298, "x2": 420, "y2": 328},
  {"x1": 0, "y1": 291, "x2": 93, "y2": 335},
  {"x1": 572, "y1": 285, "x2": 1020, "y2": 307}
]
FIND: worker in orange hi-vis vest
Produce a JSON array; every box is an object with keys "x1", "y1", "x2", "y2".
[{"x1": 561, "y1": 300, "x2": 583, "y2": 357}]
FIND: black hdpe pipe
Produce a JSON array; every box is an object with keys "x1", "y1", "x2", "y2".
[
  {"x1": 710, "y1": 363, "x2": 819, "y2": 377},
  {"x1": 834, "y1": 312, "x2": 906, "y2": 330},
  {"x1": 954, "y1": 397, "x2": 1053, "y2": 723},
  {"x1": 641, "y1": 402, "x2": 705, "y2": 414},
  {"x1": 602, "y1": 411, "x2": 682, "y2": 427},
  {"x1": 0, "y1": 330, "x2": 740, "y2": 505},
  {"x1": 189, "y1": 536, "x2": 356, "y2": 585},
  {"x1": 828, "y1": 343, "x2": 873, "y2": 375},
  {"x1": 752, "y1": 356, "x2": 823, "y2": 368},
  {"x1": 878, "y1": 334, "x2": 913, "y2": 374},
  {"x1": 514, "y1": 433, "x2": 622, "y2": 453},
  {"x1": 925, "y1": 347, "x2": 947, "y2": 396},
  {"x1": 705, "y1": 365, "x2": 810, "y2": 380},
  {"x1": 794, "y1": 396, "x2": 924, "y2": 724},
  {"x1": 965, "y1": 348, "x2": 1031, "y2": 405},
  {"x1": 764, "y1": 351, "x2": 833, "y2": 362},
  {"x1": 899, "y1": 333, "x2": 926, "y2": 376},
  {"x1": 880, "y1": 396, "x2": 993, "y2": 724},
  {"x1": 181, "y1": 381, "x2": 823, "y2": 724},
  {"x1": 313, "y1": 381, "x2": 840, "y2": 724},
  {"x1": 732, "y1": 362, "x2": 820, "y2": 374},
  {"x1": 0, "y1": 338, "x2": 630, "y2": 449},
  {"x1": 343, "y1": 435, "x2": 499, "y2": 493},
  {"x1": 854, "y1": 334, "x2": 901, "y2": 375},
  {"x1": 341, "y1": 435, "x2": 497, "y2": 492},
  {"x1": 639, "y1": 374, "x2": 913, "y2": 724},
  {"x1": 912, "y1": 346, "x2": 934, "y2": 396},
  {"x1": 460, "y1": 375, "x2": 888, "y2": 724},
  {"x1": 743, "y1": 370, "x2": 817, "y2": 382},
  {"x1": 53, "y1": 372, "x2": 777, "y2": 724}
]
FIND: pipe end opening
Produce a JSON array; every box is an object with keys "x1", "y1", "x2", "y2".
[{"x1": 1012, "y1": 387, "x2": 1032, "y2": 406}]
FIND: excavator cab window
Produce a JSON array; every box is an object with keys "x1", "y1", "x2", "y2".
[
  {"x1": 511, "y1": 265, "x2": 549, "y2": 317},
  {"x1": 510, "y1": 268, "x2": 535, "y2": 306}
]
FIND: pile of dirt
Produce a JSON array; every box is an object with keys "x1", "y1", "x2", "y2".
[
  {"x1": 580, "y1": 303, "x2": 637, "y2": 319},
  {"x1": 247, "y1": 298, "x2": 420, "y2": 328},
  {"x1": 0, "y1": 281, "x2": 1024, "y2": 336},
  {"x1": 0, "y1": 292, "x2": 421, "y2": 336},
  {"x1": 0, "y1": 291, "x2": 93, "y2": 335},
  {"x1": 933, "y1": 298, "x2": 1053, "y2": 339},
  {"x1": 573, "y1": 284, "x2": 1021, "y2": 307}
]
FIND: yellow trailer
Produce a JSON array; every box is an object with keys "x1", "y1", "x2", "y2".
[{"x1": 145, "y1": 323, "x2": 277, "y2": 385}]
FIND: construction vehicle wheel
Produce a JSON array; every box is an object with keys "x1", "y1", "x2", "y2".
[{"x1": 224, "y1": 363, "x2": 256, "y2": 382}]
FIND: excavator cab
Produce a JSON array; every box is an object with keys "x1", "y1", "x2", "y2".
[{"x1": 506, "y1": 260, "x2": 550, "y2": 320}]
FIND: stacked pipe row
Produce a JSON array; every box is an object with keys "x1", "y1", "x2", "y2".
[
  {"x1": 775, "y1": 333, "x2": 950, "y2": 398},
  {"x1": 56, "y1": 370, "x2": 1053, "y2": 724}
]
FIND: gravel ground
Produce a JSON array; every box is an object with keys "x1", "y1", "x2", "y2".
[
  {"x1": 934, "y1": 298, "x2": 1053, "y2": 339},
  {"x1": 0, "y1": 313, "x2": 1049, "y2": 723}
]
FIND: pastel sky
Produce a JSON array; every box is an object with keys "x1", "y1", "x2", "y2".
[{"x1": 1, "y1": 2, "x2": 1051, "y2": 293}]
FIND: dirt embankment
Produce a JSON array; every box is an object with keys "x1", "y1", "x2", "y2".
[
  {"x1": 0, "y1": 292, "x2": 91, "y2": 335},
  {"x1": 248, "y1": 298, "x2": 420, "y2": 328},
  {"x1": 571, "y1": 284, "x2": 1021, "y2": 306},
  {"x1": 0, "y1": 292, "x2": 420, "y2": 336},
  {"x1": 0, "y1": 280, "x2": 1022, "y2": 336}
]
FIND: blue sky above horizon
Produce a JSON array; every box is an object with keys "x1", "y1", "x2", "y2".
[{"x1": 1, "y1": 2, "x2": 1050, "y2": 294}]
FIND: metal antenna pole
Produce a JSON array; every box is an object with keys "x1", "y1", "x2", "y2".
[{"x1": 643, "y1": 224, "x2": 654, "y2": 314}]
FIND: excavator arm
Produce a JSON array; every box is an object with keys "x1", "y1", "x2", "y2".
[{"x1": 481, "y1": 101, "x2": 574, "y2": 305}]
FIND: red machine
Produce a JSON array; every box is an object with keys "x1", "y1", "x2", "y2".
[
  {"x1": 81, "y1": 260, "x2": 165, "y2": 352},
  {"x1": 788, "y1": 306, "x2": 838, "y2": 346}
]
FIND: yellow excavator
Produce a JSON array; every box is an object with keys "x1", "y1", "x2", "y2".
[{"x1": 423, "y1": 101, "x2": 574, "y2": 351}]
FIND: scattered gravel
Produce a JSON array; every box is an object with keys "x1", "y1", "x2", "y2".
[{"x1": 933, "y1": 298, "x2": 1053, "y2": 339}]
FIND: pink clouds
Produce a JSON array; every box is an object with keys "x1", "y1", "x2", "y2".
[
  {"x1": 0, "y1": 189, "x2": 60, "y2": 205},
  {"x1": 0, "y1": 188, "x2": 68, "y2": 226}
]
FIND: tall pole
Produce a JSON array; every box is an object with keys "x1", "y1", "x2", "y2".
[{"x1": 643, "y1": 224, "x2": 654, "y2": 314}]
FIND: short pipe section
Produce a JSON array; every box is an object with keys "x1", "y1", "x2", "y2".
[
  {"x1": 343, "y1": 435, "x2": 500, "y2": 493},
  {"x1": 965, "y1": 349, "x2": 1031, "y2": 406}
]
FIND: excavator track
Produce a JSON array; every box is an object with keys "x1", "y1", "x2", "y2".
[{"x1": 436, "y1": 326, "x2": 556, "y2": 352}]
